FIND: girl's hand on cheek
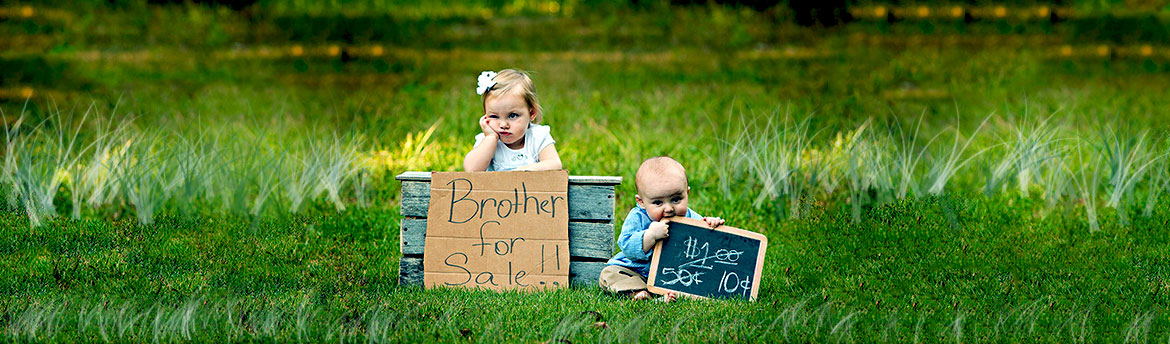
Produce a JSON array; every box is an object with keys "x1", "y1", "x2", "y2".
[{"x1": 479, "y1": 115, "x2": 497, "y2": 138}]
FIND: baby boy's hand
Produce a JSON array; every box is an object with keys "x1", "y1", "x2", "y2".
[
  {"x1": 702, "y1": 217, "x2": 724, "y2": 228},
  {"x1": 646, "y1": 221, "x2": 670, "y2": 241},
  {"x1": 479, "y1": 115, "x2": 497, "y2": 138}
]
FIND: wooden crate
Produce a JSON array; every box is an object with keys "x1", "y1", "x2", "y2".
[{"x1": 396, "y1": 171, "x2": 621, "y2": 287}]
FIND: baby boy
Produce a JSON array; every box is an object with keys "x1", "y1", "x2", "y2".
[{"x1": 599, "y1": 156, "x2": 724, "y2": 300}]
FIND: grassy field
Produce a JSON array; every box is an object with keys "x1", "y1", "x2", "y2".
[{"x1": 4, "y1": 1, "x2": 1170, "y2": 342}]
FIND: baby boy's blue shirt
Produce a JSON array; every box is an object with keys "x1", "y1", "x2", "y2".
[{"x1": 605, "y1": 206, "x2": 702, "y2": 277}]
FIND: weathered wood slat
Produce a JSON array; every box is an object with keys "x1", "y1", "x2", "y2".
[
  {"x1": 395, "y1": 172, "x2": 432, "y2": 181},
  {"x1": 400, "y1": 184, "x2": 616, "y2": 221},
  {"x1": 400, "y1": 181, "x2": 430, "y2": 196},
  {"x1": 398, "y1": 257, "x2": 607, "y2": 287},
  {"x1": 399, "y1": 257, "x2": 424, "y2": 286},
  {"x1": 396, "y1": 171, "x2": 621, "y2": 185},
  {"x1": 569, "y1": 261, "x2": 606, "y2": 286},
  {"x1": 570, "y1": 186, "x2": 616, "y2": 220},
  {"x1": 400, "y1": 218, "x2": 614, "y2": 259},
  {"x1": 570, "y1": 176, "x2": 624, "y2": 185}
]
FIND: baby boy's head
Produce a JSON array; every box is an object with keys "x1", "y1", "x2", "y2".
[{"x1": 634, "y1": 156, "x2": 690, "y2": 222}]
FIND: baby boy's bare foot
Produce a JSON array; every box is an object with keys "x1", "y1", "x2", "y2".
[
  {"x1": 632, "y1": 290, "x2": 652, "y2": 300},
  {"x1": 658, "y1": 292, "x2": 678, "y2": 303}
]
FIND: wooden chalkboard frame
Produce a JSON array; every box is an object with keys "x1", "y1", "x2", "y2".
[{"x1": 646, "y1": 217, "x2": 767, "y2": 301}]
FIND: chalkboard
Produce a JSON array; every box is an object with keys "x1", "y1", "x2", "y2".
[{"x1": 647, "y1": 217, "x2": 767, "y2": 301}]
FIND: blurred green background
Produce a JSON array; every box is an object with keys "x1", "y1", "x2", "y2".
[{"x1": 5, "y1": 0, "x2": 1170, "y2": 135}]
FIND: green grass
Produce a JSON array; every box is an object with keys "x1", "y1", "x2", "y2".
[
  {"x1": 5, "y1": 195, "x2": 1170, "y2": 342},
  {"x1": 4, "y1": 1, "x2": 1170, "y2": 342}
]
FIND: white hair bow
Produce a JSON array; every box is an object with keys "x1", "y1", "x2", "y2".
[{"x1": 476, "y1": 71, "x2": 498, "y2": 95}]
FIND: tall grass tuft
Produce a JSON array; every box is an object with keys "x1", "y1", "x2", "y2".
[
  {"x1": 66, "y1": 106, "x2": 131, "y2": 219},
  {"x1": 1012, "y1": 118, "x2": 1062, "y2": 195},
  {"x1": 1038, "y1": 146, "x2": 1072, "y2": 213},
  {"x1": 744, "y1": 116, "x2": 799, "y2": 211},
  {"x1": 889, "y1": 114, "x2": 936, "y2": 200},
  {"x1": 249, "y1": 142, "x2": 285, "y2": 217},
  {"x1": 983, "y1": 116, "x2": 1062, "y2": 196},
  {"x1": 1070, "y1": 140, "x2": 1104, "y2": 232},
  {"x1": 722, "y1": 112, "x2": 821, "y2": 219},
  {"x1": 205, "y1": 126, "x2": 283, "y2": 217},
  {"x1": 984, "y1": 141, "x2": 1018, "y2": 196},
  {"x1": 926, "y1": 115, "x2": 991, "y2": 195},
  {"x1": 168, "y1": 130, "x2": 216, "y2": 218},
  {"x1": 4, "y1": 105, "x2": 91, "y2": 226},
  {"x1": 316, "y1": 134, "x2": 362, "y2": 212},
  {"x1": 119, "y1": 131, "x2": 172, "y2": 225},
  {"x1": 843, "y1": 120, "x2": 897, "y2": 223},
  {"x1": 284, "y1": 140, "x2": 325, "y2": 214},
  {"x1": 208, "y1": 128, "x2": 254, "y2": 216},
  {"x1": 1097, "y1": 126, "x2": 1166, "y2": 226},
  {"x1": 1, "y1": 107, "x2": 26, "y2": 210},
  {"x1": 79, "y1": 120, "x2": 134, "y2": 212}
]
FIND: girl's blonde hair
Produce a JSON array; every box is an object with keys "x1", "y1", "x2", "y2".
[{"x1": 481, "y1": 69, "x2": 544, "y2": 123}]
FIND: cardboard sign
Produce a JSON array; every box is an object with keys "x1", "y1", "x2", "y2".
[
  {"x1": 424, "y1": 170, "x2": 570, "y2": 290},
  {"x1": 647, "y1": 217, "x2": 767, "y2": 300}
]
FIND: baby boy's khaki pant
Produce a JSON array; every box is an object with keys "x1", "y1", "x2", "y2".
[{"x1": 598, "y1": 265, "x2": 647, "y2": 294}]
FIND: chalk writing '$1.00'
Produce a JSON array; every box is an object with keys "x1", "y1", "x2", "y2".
[{"x1": 659, "y1": 236, "x2": 745, "y2": 288}]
